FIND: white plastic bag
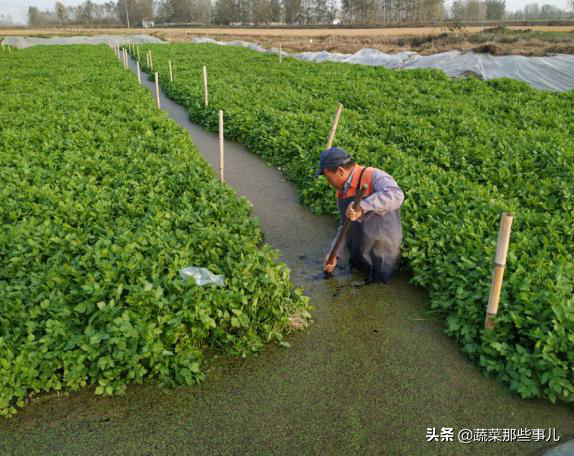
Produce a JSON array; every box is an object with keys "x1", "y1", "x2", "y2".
[{"x1": 179, "y1": 267, "x2": 224, "y2": 287}]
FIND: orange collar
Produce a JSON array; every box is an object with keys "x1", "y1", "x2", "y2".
[{"x1": 337, "y1": 164, "x2": 364, "y2": 199}]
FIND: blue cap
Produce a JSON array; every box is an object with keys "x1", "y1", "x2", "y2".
[{"x1": 315, "y1": 147, "x2": 353, "y2": 177}]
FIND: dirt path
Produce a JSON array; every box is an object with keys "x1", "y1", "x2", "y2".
[{"x1": 0, "y1": 55, "x2": 572, "y2": 456}]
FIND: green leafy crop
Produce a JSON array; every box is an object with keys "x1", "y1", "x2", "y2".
[
  {"x1": 139, "y1": 43, "x2": 574, "y2": 405},
  {"x1": 0, "y1": 45, "x2": 310, "y2": 416}
]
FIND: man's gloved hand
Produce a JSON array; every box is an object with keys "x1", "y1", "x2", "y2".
[
  {"x1": 346, "y1": 203, "x2": 364, "y2": 222},
  {"x1": 324, "y1": 255, "x2": 337, "y2": 273}
]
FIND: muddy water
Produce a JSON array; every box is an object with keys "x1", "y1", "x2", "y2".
[{"x1": 1, "y1": 58, "x2": 572, "y2": 456}]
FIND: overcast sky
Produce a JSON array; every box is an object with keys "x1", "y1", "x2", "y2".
[{"x1": 0, "y1": 0, "x2": 571, "y2": 24}]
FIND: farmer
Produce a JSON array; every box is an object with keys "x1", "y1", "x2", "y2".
[{"x1": 317, "y1": 147, "x2": 404, "y2": 283}]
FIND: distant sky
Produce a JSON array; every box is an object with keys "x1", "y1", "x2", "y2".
[{"x1": 0, "y1": 0, "x2": 571, "y2": 25}]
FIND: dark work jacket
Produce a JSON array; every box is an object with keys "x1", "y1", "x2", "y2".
[{"x1": 334, "y1": 164, "x2": 404, "y2": 283}]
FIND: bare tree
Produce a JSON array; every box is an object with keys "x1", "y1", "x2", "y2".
[
  {"x1": 416, "y1": 0, "x2": 445, "y2": 22},
  {"x1": 214, "y1": 0, "x2": 235, "y2": 23},
  {"x1": 270, "y1": 0, "x2": 283, "y2": 22},
  {"x1": 117, "y1": 0, "x2": 153, "y2": 25},
  {"x1": 28, "y1": 7, "x2": 41, "y2": 26},
  {"x1": 284, "y1": 0, "x2": 302, "y2": 23},
  {"x1": 155, "y1": 0, "x2": 193, "y2": 22},
  {"x1": 252, "y1": 0, "x2": 273, "y2": 23},
  {"x1": 450, "y1": 0, "x2": 464, "y2": 19},
  {"x1": 55, "y1": 2, "x2": 68, "y2": 23},
  {"x1": 485, "y1": 0, "x2": 504, "y2": 20}
]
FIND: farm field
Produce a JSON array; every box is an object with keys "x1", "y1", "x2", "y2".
[
  {"x1": 1, "y1": 43, "x2": 573, "y2": 455},
  {"x1": 0, "y1": 45, "x2": 310, "y2": 417},
  {"x1": 138, "y1": 42, "x2": 574, "y2": 406}
]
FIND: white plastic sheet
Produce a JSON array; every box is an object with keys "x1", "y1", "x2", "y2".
[
  {"x1": 2, "y1": 34, "x2": 165, "y2": 48},
  {"x1": 192, "y1": 37, "x2": 574, "y2": 92}
]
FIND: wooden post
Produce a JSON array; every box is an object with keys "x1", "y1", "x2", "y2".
[
  {"x1": 169, "y1": 60, "x2": 173, "y2": 82},
  {"x1": 326, "y1": 103, "x2": 344, "y2": 149},
  {"x1": 485, "y1": 212, "x2": 514, "y2": 330},
  {"x1": 155, "y1": 72, "x2": 161, "y2": 109},
  {"x1": 279, "y1": 43, "x2": 282, "y2": 63},
  {"x1": 137, "y1": 46, "x2": 140, "y2": 62},
  {"x1": 137, "y1": 60, "x2": 141, "y2": 84},
  {"x1": 219, "y1": 110, "x2": 224, "y2": 182},
  {"x1": 202, "y1": 66, "x2": 208, "y2": 108}
]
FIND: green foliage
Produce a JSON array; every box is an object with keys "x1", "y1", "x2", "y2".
[
  {"x1": 139, "y1": 43, "x2": 574, "y2": 405},
  {"x1": 0, "y1": 45, "x2": 310, "y2": 416}
]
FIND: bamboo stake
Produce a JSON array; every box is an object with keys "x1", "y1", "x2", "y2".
[
  {"x1": 326, "y1": 103, "x2": 344, "y2": 149},
  {"x1": 149, "y1": 49, "x2": 153, "y2": 71},
  {"x1": 146, "y1": 50, "x2": 150, "y2": 68},
  {"x1": 219, "y1": 110, "x2": 224, "y2": 182},
  {"x1": 155, "y1": 72, "x2": 160, "y2": 109},
  {"x1": 279, "y1": 43, "x2": 282, "y2": 63},
  {"x1": 202, "y1": 66, "x2": 208, "y2": 108},
  {"x1": 123, "y1": 49, "x2": 128, "y2": 69},
  {"x1": 169, "y1": 60, "x2": 173, "y2": 82},
  {"x1": 137, "y1": 46, "x2": 140, "y2": 62},
  {"x1": 485, "y1": 212, "x2": 514, "y2": 330},
  {"x1": 137, "y1": 60, "x2": 141, "y2": 84}
]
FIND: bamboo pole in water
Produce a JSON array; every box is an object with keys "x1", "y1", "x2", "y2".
[
  {"x1": 219, "y1": 110, "x2": 224, "y2": 182},
  {"x1": 203, "y1": 66, "x2": 209, "y2": 108},
  {"x1": 155, "y1": 72, "x2": 161, "y2": 109}
]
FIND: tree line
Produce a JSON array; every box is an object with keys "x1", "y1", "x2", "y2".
[{"x1": 27, "y1": 0, "x2": 574, "y2": 26}]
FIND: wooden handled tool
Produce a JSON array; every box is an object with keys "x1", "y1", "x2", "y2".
[{"x1": 324, "y1": 183, "x2": 368, "y2": 275}]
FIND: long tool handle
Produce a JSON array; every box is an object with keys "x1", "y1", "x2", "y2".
[{"x1": 326, "y1": 183, "x2": 368, "y2": 266}]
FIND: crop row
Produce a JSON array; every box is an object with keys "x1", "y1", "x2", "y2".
[
  {"x1": 138, "y1": 43, "x2": 574, "y2": 404},
  {"x1": 0, "y1": 45, "x2": 309, "y2": 416}
]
